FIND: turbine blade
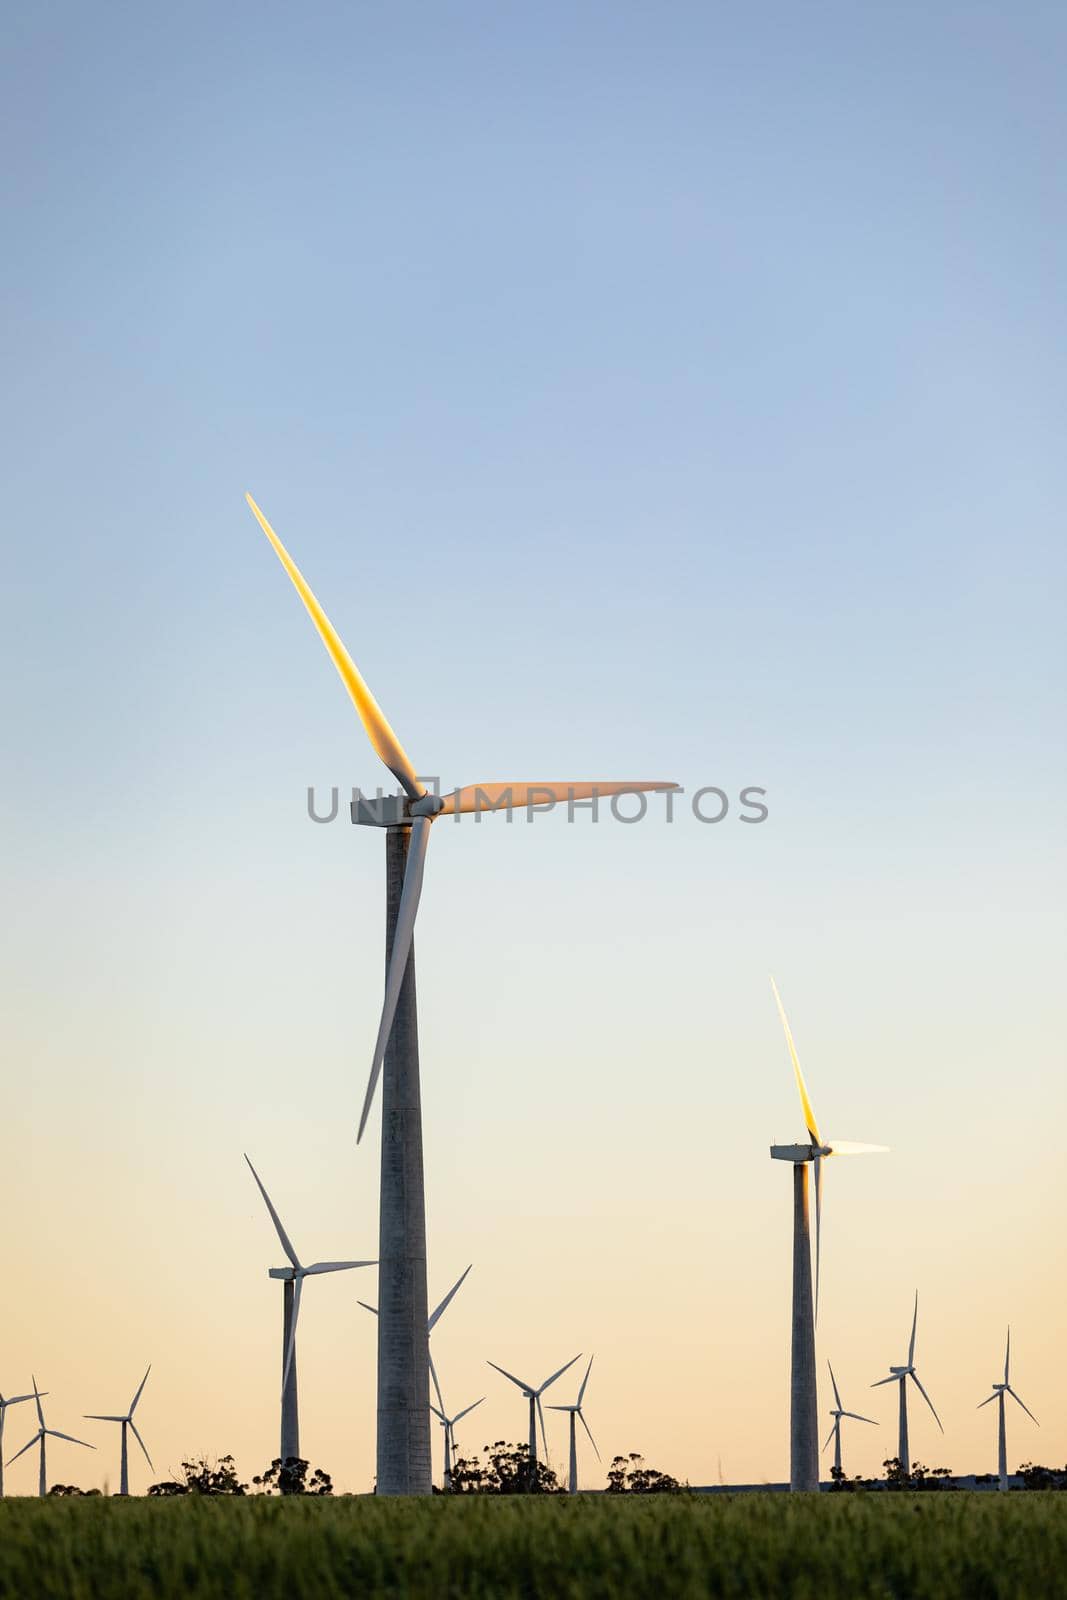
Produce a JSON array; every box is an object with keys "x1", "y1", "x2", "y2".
[
  {"x1": 577, "y1": 1408, "x2": 600, "y2": 1460},
  {"x1": 5, "y1": 1433, "x2": 41, "y2": 1466},
  {"x1": 129, "y1": 1420, "x2": 154, "y2": 1470},
  {"x1": 244, "y1": 1155, "x2": 301, "y2": 1269},
  {"x1": 770, "y1": 979, "x2": 821, "y2": 1145},
  {"x1": 358, "y1": 1301, "x2": 378, "y2": 1316},
  {"x1": 1007, "y1": 1387, "x2": 1039, "y2": 1425},
  {"x1": 1004, "y1": 1327, "x2": 1011, "y2": 1386},
  {"x1": 453, "y1": 1397, "x2": 485, "y2": 1425},
  {"x1": 3, "y1": 1394, "x2": 37, "y2": 1408},
  {"x1": 47, "y1": 1430, "x2": 94, "y2": 1449},
  {"x1": 129, "y1": 1365, "x2": 151, "y2": 1417},
  {"x1": 822, "y1": 1423, "x2": 836, "y2": 1453},
  {"x1": 428, "y1": 1264, "x2": 472, "y2": 1332},
  {"x1": 909, "y1": 1371, "x2": 943, "y2": 1432},
  {"x1": 303, "y1": 1260, "x2": 377, "y2": 1275},
  {"x1": 357, "y1": 814, "x2": 432, "y2": 1143},
  {"x1": 245, "y1": 494, "x2": 423, "y2": 801},
  {"x1": 32, "y1": 1379, "x2": 44, "y2": 1430},
  {"x1": 813, "y1": 1154, "x2": 823, "y2": 1323},
  {"x1": 281, "y1": 1276, "x2": 303, "y2": 1398},
  {"x1": 439, "y1": 781, "x2": 678, "y2": 816},
  {"x1": 828, "y1": 1361, "x2": 843, "y2": 1412},
  {"x1": 908, "y1": 1292, "x2": 918, "y2": 1367},
  {"x1": 428, "y1": 1350, "x2": 444, "y2": 1414},
  {"x1": 83, "y1": 1415, "x2": 124, "y2": 1423},
  {"x1": 486, "y1": 1361, "x2": 534, "y2": 1393},
  {"x1": 841, "y1": 1412, "x2": 878, "y2": 1425},
  {"x1": 976, "y1": 1393, "x2": 998, "y2": 1410},
  {"x1": 870, "y1": 1375, "x2": 898, "y2": 1389},
  {"x1": 539, "y1": 1353, "x2": 582, "y2": 1395},
  {"x1": 826, "y1": 1141, "x2": 890, "y2": 1155},
  {"x1": 536, "y1": 1396, "x2": 548, "y2": 1458},
  {"x1": 429, "y1": 1404, "x2": 447, "y2": 1424},
  {"x1": 578, "y1": 1354, "x2": 595, "y2": 1407}
]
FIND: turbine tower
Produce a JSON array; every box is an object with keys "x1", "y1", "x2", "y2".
[
  {"x1": 487, "y1": 1352, "x2": 581, "y2": 1485},
  {"x1": 769, "y1": 978, "x2": 887, "y2": 1491},
  {"x1": 84, "y1": 1366, "x2": 153, "y2": 1494},
  {"x1": 0, "y1": 1387, "x2": 43, "y2": 1498},
  {"x1": 247, "y1": 493, "x2": 677, "y2": 1493},
  {"x1": 5, "y1": 1380, "x2": 94, "y2": 1497},
  {"x1": 977, "y1": 1327, "x2": 1038, "y2": 1491},
  {"x1": 547, "y1": 1354, "x2": 600, "y2": 1492},
  {"x1": 823, "y1": 1361, "x2": 877, "y2": 1481},
  {"x1": 245, "y1": 1154, "x2": 375, "y2": 1463},
  {"x1": 871, "y1": 1291, "x2": 943, "y2": 1474},
  {"x1": 430, "y1": 1394, "x2": 484, "y2": 1490}
]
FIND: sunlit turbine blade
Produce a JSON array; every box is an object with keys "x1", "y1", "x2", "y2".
[
  {"x1": 1004, "y1": 1327, "x2": 1011, "y2": 1386},
  {"x1": 439, "y1": 781, "x2": 679, "y2": 816},
  {"x1": 304, "y1": 1260, "x2": 377, "y2": 1275},
  {"x1": 357, "y1": 814, "x2": 432, "y2": 1143},
  {"x1": 841, "y1": 1412, "x2": 878, "y2": 1425},
  {"x1": 129, "y1": 1420, "x2": 154, "y2": 1470},
  {"x1": 244, "y1": 1156, "x2": 301, "y2": 1270},
  {"x1": 46, "y1": 1430, "x2": 94, "y2": 1448},
  {"x1": 129, "y1": 1365, "x2": 151, "y2": 1417},
  {"x1": 828, "y1": 1361, "x2": 843, "y2": 1412},
  {"x1": 822, "y1": 1422, "x2": 837, "y2": 1453},
  {"x1": 813, "y1": 1153, "x2": 823, "y2": 1323},
  {"x1": 281, "y1": 1275, "x2": 303, "y2": 1398},
  {"x1": 5, "y1": 1433, "x2": 41, "y2": 1467},
  {"x1": 428, "y1": 1351, "x2": 444, "y2": 1415},
  {"x1": 539, "y1": 1354, "x2": 582, "y2": 1395},
  {"x1": 1007, "y1": 1387, "x2": 1039, "y2": 1425},
  {"x1": 245, "y1": 495, "x2": 424, "y2": 801},
  {"x1": 826, "y1": 1141, "x2": 890, "y2": 1155},
  {"x1": 486, "y1": 1360, "x2": 534, "y2": 1394},
  {"x1": 770, "y1": 979, "x2": 821, "y2": 1145},
  {"x1": 578, "y1": 1355, "x2": 594, "y2": 1407},
  {"x1": 536, "y1": 1396, "x2": 548, "y2": 1458},
  {"x1": 453, "y1": 1398, "x2": 485, "y2": 1425},
  {"x1": 976, "y1": 1392, "x2": 998, "y2": 1410},
  {"x1": 909, "y1": 1371, "x2": 943, "y2": 1432},
  {"x1": 577, "y1": 1408, "x2": 600, "y2": 1460},
  {"x1": 908, "y1": 1292, "x2": 919, "y2": 1368},
  {"x1": 428, "y1": 1264, "x2": 473, "y2": 1333}
]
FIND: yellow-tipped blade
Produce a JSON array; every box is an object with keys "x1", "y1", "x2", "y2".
[
  {"x1": 770, "y1": 977, "x2": 821, "y2": 1145},
  {"x1": 439, "y1": 780, "x2": 678, "y2": 816},
  {"x1": 826, "y1": 1141, "x2": 889, "y2": 1156},
  {"x1": 246, "y1": 493, "x2": 424, "y2": 800}
]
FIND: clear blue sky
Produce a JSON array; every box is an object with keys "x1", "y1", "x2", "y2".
[{"x1": 2, "y1": 1, "x2": 1064, "y2": 1491}]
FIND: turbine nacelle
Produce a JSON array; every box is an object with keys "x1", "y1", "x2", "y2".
[{"x1": 268, "y1": 1266, "x2": 299, "y2": 1281}]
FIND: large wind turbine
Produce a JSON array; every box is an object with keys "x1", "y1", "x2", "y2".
[
  {"x1": 487, "y1": 1353, "x2": 581, "y2": 1484},
  {"x1": 0, "y1": 1387, "x2": 43, "y2": 1498},
  {"x1": 5, "y1": 1380, "x2": 94, "y2": 1497},
  {"x1": 823, "y1": 1361, "x2": 877, "y2": 1481},
  {"x1": 769, "y1": 978, "x2": 887, "y2": 1490},
  {"x1": 84, "y1": 1366, "x2": 153, "y2": 1494},
  {"x1": 247, "y1": 493, "x2": 677, "y2": 1493},
  {"x1": 871, "y1": 1291, "x2": 943, "y2": 1474},
  {"x1": 430, "y1": 1394, "x2": 485, "y2": 1490},
  {"x1": 547, "y1": 1354, "x2": 599, "y2": 1492},
  {"x1": 245, "y1": 1154, "x2": 375, "y2": 1463},
  {"x1": 977, "y1": 1327, "x2": 1038, "y2": 1491}
]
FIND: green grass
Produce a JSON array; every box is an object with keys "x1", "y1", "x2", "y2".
[{"x1": 0, "y1": 1493, "x2": 1064, "y2": 1599}]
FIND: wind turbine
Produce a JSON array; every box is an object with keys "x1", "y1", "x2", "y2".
[
  {"x1": 359, "y1": 1264, "x2": 472, "y2": 1486},
  {"x1": 0, "y1": 1387, "x2": 44, "y2": 1498},
  {"x1": 769, "y1": 978, "x2": 887, "y2": 1490},
  {"x1": 487, "y1": 1352, "x2": 581, "y2": 1483},
  {"x1": 5, "y1": 1380, "x2": 94, "y2": 1497},
  {"x1": 430, "y1": 1395, "x2": 485, "y2": 1490},
  {"x1": 245, "y1": 1154, "x2": 375, "y2": 1464},
  {"x1": 547, "y1": 1354, "x2": 600, "y2": 1492},
  {"x1": 977, "y1": 1327, "x2": 1038, "y2": 1491},
  {"x1": 871, "y1": 1291, "x2": 943, "y2": 1474},
  {"x1": 246, "y1": 492, "x2": 677, "y2": 1494},
  {"x1": 823, "y1": 1361, "x2": 877, "y2": 1481},
  {"x1": 84, "y1": 1367, "x2": 153, "y2": 1494}
]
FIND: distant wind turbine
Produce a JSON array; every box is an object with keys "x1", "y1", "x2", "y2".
[
  {"x1": 547, "y1": 1354, "x2": 600, "y2": 1492},
  {"x1": 247, "y1": 492, "x2": 677, "y2": 1493},
  {"x1": 430, "y1": 1395, "x2": 485, "y2": 1490},
  {"x1": 871, "y1": 1291, "x2": 943, "y2": 1474},
  {"x1": 978, "y1": 1327, "x2": 1038, "y2": 1491},
  {"x1": 769, "y1": 978, "x2": 887, "y2": 1490},
  {"x1": 823, "y1": 1362, "x2": 877, "y2": 1480},
  {"x1": 245, "y1": 1154, "x2": 375, "y2": 1463},
  {"x1": 84, "y1": 1366, "x2": 153, "y2": 1494},
  {"x1": 487, "y1": 1353, "x2": 581, "y2": 1481},
  {"x1": 0, "y1": 1387, "x2": 44, "y2": 1498},
  {"x1": 5, "y1": 1379, "x2": 94, "y2": 1497}
]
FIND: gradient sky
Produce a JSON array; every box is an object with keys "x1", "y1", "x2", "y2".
[{"x1": 2, "y1": 1, "x2": 1065, "y2": 1493}]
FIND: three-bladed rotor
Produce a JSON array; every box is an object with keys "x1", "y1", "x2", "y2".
[
  {"x1": 84, "y1": 1365, "x2": 155, "y2": 1471},
  {"x1": 487, "y1": 1353, "x2": 582, "y2": 1457},
  {"x1": 823, "y1": 1360, "x2": 877, "y2": 1456},
  {"x1": 547, "y1": 1353, "x2": 601, "y2": 1460},
  {"x1": 977, "y1": 1327, "x2": 1039, "y2": 1424},
  {"x1": 5, "y1": 1378, "x2": 95, "y2": 1471},
  {"x1": 870, "y1": 1291, "x2": 944, "y2": 1432}
]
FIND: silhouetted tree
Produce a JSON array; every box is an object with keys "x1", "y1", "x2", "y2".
[
  {"x1": 449, "y1": 1441, "x2": 561, "y2": 1494},
  {"x1": 148, "y1": 1455, "x2": 248, "y2": 1496},
  {"x1": 882, "y1": 1457, "x2": 957, "y2": 1491},
  {"x1": 606, "y1": 1453, "x2": 682, "y2": 1493},
  {"x1": 1018, "y1": 1462, "x2": 1067, "y2": 1490},
  {"x1": 252, "y1": 1457, "x2": 333, "y2": 1496},
  {"x1": 48, "y1": 1484, "x2": 100, "y2": 1497}
]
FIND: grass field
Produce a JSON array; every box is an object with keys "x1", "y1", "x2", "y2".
[{"x1": 0, "y1": 1493, "x2": 1063, "y2": 1599}]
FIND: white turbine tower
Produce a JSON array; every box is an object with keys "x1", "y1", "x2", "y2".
[
  {"x1": 547, "y1": 1354, "x2": 600, "y2": 1492},
  {"x1": 769, "y1": 979, "x2": 887, "y2": 1490},
  {"x1": 247, "y1": 493, "x2": 677, "y2": 1494},
  {"x1": 245, "y1": 1154, "x2": 376, "y2": 1464},
  {"x1": 6, "y1": 1380, "x2": 94, "y2": 1497},
  {"x1": 487, "y1": 1353, "x2": 581, "y2": 1482},
  {"x1": 871, "y1": 1291, "x2": 943, "y2": 1474},
  {"x1": 0, "y1": 1387, "x2": 44, "y2": 1498},
  {"x1": 823, "y1": 1362, "x2": 877, "y2": 1481},
  {"x1": 977, "y1": 1328, "x2": 1038, "y2": 1491},
  {"x1": 84, "y1": 1366, "x2": 153, "y2": 1494},
  {"x1": 430, "y1": 1395, "x2": 485, "y2": 1490}
]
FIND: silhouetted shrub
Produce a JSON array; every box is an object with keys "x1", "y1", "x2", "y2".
[
  {"x1": 1018, "y1": 1462, "x2": 1067, "y2": 1490},
  {"x1": 449, "y1": 1441, "x2": 561, "y2": 1494},
  {"x1": 252, "y1": 1457, "x2": 333, "y2": 1496},
  {"x1": 148, "y1": 1456, "x2": 247, "y2": 1496},
  {"x1": 606, "y1": 1454, "x2": 682, "y2": 1493}
]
